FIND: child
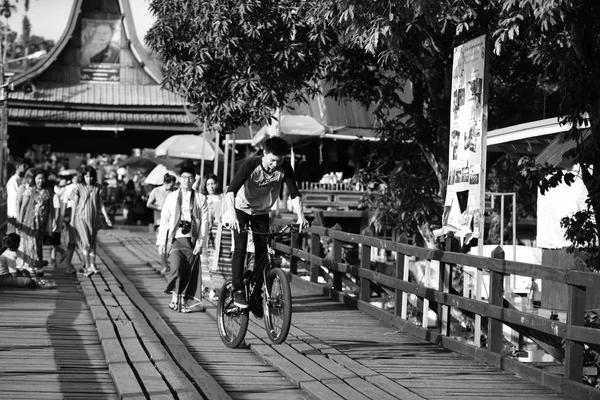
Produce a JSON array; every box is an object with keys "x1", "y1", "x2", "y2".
[{"x1": 0, "y1": 233, "x2": 56, "y2": 289}]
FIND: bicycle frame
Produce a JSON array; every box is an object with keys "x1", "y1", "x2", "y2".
[{"x1": 217, "y1": 223, "x2": 297, "y2": 347}]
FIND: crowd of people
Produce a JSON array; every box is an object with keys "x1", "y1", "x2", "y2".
[
  {"x1": 151, "y1": 137, "x2": 307, "y2": 315},
  {"x1": 0, "y1": 158, "x2": 112, "y2": 289},
  {"x1": 2, "y1": 137, "x2": 309, "y2": 317}
]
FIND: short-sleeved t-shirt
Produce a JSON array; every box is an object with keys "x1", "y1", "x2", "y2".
[{"x1": 227, "y1": 157, "x2": 300, "y2": 215}]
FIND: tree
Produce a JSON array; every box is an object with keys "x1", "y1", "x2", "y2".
[
  {"x1": 145, "y1": 0, "x2": 336, "y2": 134},
  {"x1": 495, "y1": 0, "x2": 600, "y2": 269},
  {"x1": 145, "y1": 0, "x2": 568, "y2": 246}
]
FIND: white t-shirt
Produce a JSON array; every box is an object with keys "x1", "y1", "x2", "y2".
[{"x1": 6, "y1": 174, "x2": 21, "y2": 217}]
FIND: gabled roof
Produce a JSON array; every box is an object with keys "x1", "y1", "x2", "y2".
[{"x1": 7, "y1": 0, "x2": 194, "y2": 132}]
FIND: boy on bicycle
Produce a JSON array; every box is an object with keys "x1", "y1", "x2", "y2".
[{"x1": 223, "y1": 136, "x2": 308, "y2": 310}]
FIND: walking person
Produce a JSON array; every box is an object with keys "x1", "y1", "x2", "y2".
[
  {"x1": 157, "y1": 166, "x2": 209, "y2": 313},
  {"x1": 199, "y1": 173, "x2": 224, "y2": 299},
  {"x1": 17, "y1": 168, "x2": 55, "y2": 270},
  {"x1": 6, "y1": 159, "x2": 27, "y2": 234},
  {"x1": 62, "y1": 175, "x2": 80, "y2": 273},
  {"x1": 69, "y1": 166, "x2": 112, "y2": 276},
  {"x1": 146, "y1": 173, "x2": 177, "y2": 275}
]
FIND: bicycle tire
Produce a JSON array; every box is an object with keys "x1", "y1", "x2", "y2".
[
  {"x1": 263, "y1": 268, "x2": 292, "y2": 344},
  {"x1": 217, "y1": 281, "x2": 249, "y2": 348}
]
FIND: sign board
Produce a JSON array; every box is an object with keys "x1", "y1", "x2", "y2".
[
  {"x1": 80, "y1": 19, "x2": 121, "y2": 82},
  {"x1": 442, "y1": 35, "x2": 489, "y2": 245}
]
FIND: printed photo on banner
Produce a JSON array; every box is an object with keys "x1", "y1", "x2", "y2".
[{"x1": 80, "y1": 19, "x2": 121, "y2": 82}]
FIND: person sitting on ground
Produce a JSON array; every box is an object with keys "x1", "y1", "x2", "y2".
[
  {"x1": 0, "y1": 233, "x2": 56, "y2": 289},
  {"x1": 157, "y1": 166, "x2": 209, "y2": 313},
  {"x1": 146, "y1": 173, "x2": 177, "y2": 276},
  {"x1": 222, "y1": 137, "x2": 308, "y2": 316}
]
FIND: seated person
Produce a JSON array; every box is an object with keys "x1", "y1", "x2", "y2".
[{"x1": 0, "y1": 233, "x2": 56, "y2": 289}]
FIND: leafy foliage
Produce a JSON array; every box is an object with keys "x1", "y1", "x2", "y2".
[
  {"x1": 146, "y1": 0, "x2": 335, "y2": 133},
  {"x1": 494, "y1": 0, "x2": 600, "y2": 268}
]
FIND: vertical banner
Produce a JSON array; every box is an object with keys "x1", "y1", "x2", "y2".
[
  {"x1": 80, "y1": 19, "x2": 121, "y2": 82},
  {"x1": 443, "y1": 35, "x2": 489, "y2": 246}
]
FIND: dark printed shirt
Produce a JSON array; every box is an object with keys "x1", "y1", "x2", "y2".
[{"x1": 227, "y1": 157, "x2": 300, "y2": 215}]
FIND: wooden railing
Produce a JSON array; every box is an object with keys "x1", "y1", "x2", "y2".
[
  {"x1": 271, "y1": 216, "x2": 600, "y2": 399},
  {"x1": 299, "y1": 182, "x2": 367, "y2": 210}
]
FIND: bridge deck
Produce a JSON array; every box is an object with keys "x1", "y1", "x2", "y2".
[{"x1": 0, "y1": 227, "x2": 575, "y2": 399}]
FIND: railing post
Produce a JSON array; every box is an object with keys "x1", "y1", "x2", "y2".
[
  {"x1": 488, "y1": 246, "x2": 505, "y2": 354},
  {"x1": 395, "y1": 233, "x2": 409, "y2": 320},
  {"x1": 331, "y1": 223, "x2": 343, "y2": 291},
  {"x1": 439, "y1": 235, "x2": 458, "y2": 336},
  {"x1": 309, "y1": 222, "x2": 322, "y2": 284},
  {"x1": 565, "y1": 257, "x2": 586, "y2": 381},
  {"x1": 290, "y1": 228, "x2": 299, "y2": 275},
  {"x1": 359, "y1": 228, "x2": 373, "y2": 303}
]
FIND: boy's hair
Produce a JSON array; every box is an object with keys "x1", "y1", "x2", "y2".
[
  {"x1": 264, "y1": 137, "x2": 289, "y2": 156},
  {"x1": 163, "y1": 174, "x2": 176, "y2": 184},
  {"x1": 179, "y1": 165, "x2": 196, "y2": 177},
  {"x1": 3, "y1": 233, "x2": 20, "y2": 251}
]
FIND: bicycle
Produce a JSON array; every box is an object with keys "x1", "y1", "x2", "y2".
[{"x1": 217, "y1": 223, "x2": 297, "y2": 348}]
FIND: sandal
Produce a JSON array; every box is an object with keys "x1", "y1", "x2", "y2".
[
  {"x1": 180, "y1": 304, "x2": 193, "y2": 313},
  {"x1": 35, "y1": 279, "x2": 57, "y2": 289}
]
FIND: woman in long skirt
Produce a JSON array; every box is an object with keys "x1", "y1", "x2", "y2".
[
  {"x1": 70, "y1": 166, "x2": 112, "y2": 276},
  {"x1": 17, "y1": 168, "x2": 54, "y2": 270}
]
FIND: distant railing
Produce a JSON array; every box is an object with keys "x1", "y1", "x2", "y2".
[
  {"x1": 299, "y1": 182, "x2": 367, "y2": 210},
  {"x1": 272, "y1": 216, "x2": 600, "y2": 399},
  {"x1": 299, "y1": 181, "x2": 366, "y2": 191}
]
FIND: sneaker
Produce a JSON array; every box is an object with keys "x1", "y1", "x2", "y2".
[{"x1": 233, "y1": 291, "x2": 249, "y2": 309}]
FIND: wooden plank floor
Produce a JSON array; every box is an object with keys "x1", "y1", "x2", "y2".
[
  {"x1": 97, "y1": 228, "x2": 575, "y2": 400},
  {"x1": 0, "y1": 250, "x2": 119, "y2": 400},
  {"x1": 98, "y1": 231, "x2": 308, "y2": 400}
]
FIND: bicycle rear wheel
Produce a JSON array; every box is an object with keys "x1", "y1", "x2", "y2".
[
  {"x1": 217, "y1": 281, "x2": 249, "y2": 348},
  {"x1": 263, "y1": 268, "x2": 292, "y2": 344}
]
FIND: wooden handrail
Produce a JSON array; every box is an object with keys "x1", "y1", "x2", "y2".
[{"x1": 271, "y1": 217, "x2": 600, "y2": 398}]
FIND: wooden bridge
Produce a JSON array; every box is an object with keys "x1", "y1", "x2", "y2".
[{"x1": 1, "y1": 219, "x2": 599, "y2": 399}]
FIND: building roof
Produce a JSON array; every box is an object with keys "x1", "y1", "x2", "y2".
[{"x1": 6, "y1": 0, "x2": 194, "y2": 133}]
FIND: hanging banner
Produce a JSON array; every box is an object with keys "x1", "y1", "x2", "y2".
[
  {"x1": 442, "y1": 35, "x2": 489, "y2": 244},
  {"x1": 80, "y1": 19, "x2": 121, "y2": 82}
]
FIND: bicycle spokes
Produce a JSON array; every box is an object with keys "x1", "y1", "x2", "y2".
[{"x1": 263, "y1": 268, "x2": 292, "y2": 344}]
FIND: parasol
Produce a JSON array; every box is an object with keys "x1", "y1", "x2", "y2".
[
  {"x1": 144, "y1": 164, "x2": 178, "y2": 186},
  {"x1": 155, "y1": 134, "x2": 224, "y2": 161}
]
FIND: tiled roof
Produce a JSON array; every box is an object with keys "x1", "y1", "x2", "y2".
[
  {"x1": 8, "y1": 82, "x2": 185, "y2": 107},
  {"x1": 8, "y1": 107, "x2": 193, "y2": 128}
]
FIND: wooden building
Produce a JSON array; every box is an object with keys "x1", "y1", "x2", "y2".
[{"x1": 6, "y1": 0, "x2": 199, "y2": 156}]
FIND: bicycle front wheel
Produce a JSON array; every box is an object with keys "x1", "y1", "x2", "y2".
[
  {"x1": 263, "y1": 268, "x2": 292, "y2": 344},
  {"x1": 217, "y1": 281, "x2": 249, "y2": 348}
]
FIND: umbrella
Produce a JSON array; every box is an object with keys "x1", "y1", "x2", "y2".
[
  {"x1": 251, "y1": 114, "x2": 327, "y2": 147},
  {"x1": 144, "y1": 164, "x2": 177, "y2": 186},
  {"x1": 58, "y1": 169, "x2": 78, "y2": 176},
  {"x1": 118, "y1": 155, "x2": 179, "y2": 171},
  {"x1": 155, "y1": 134, "x2": 224, "y2": 161}
]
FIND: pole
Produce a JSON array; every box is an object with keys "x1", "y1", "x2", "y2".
[
  {"x1": 213, "y1": 130, "x2": 220, "y2": 175},
  {"x1": 229, "y1": 132, "x2": 236, "y2": 187},
  {"x1": 0, "y1": 18, "x2": 8, "y2": 186},
  {"x1": 200, "y1": 119, "x2": 206, "y2": 180},
  {"x1": 223, "y1": 133, "x2": 230, "y2": 190}
]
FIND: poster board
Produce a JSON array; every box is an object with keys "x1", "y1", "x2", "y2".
[
  {"x1": 80, "y1": 19, "x2": 121, "y2": 82},
  {"x1": 443, "y1": 35, "x2": 489, "y2": 246}
]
